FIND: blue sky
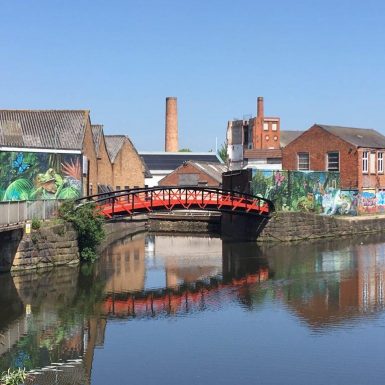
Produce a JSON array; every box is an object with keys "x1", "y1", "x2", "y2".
[{"x1": 1, "y1": 0, "x2": 385, "y2": 151}]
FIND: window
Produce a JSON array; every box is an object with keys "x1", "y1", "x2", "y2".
[
  {"x1": 298, "y1": 153, "x2": 309, "y2": 170},
  {"x1": 272, "y1": 122, "x2": 278, "y2": 131},
  {"x1": 362, "y1": 151, "x2": 369, "y2": 173},
  {"x1": 378, "y1": 152, "x2": 384, "y2": 173},
  {"x1": 116, "y1": 185, "x2": 121, "y2": 191},
  {"x1": 263, "y1": 122, "x2": 269, "y2": 131},
  {"x1": 327, "y1": 152, "x2": 339, "y2": 171}
]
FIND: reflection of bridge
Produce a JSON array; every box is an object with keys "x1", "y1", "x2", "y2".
[
  {"x1": 78, "y1": 187, "x2": 274, "y2": 218},
  {"x1": 102, "y1": 268, "x2": 270, "y2": 319}
]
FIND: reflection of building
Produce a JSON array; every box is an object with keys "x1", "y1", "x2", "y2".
[{"x1": 262, "y1": 236, "x2": 385, "y2": 329}]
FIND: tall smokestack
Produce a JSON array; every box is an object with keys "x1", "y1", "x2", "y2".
[
  {"x1": 257, "y1": 96, "x2": 264, "y2": 118},
  {"x1": 165, "y1": 97, "x2": 178, "y2": 152}
]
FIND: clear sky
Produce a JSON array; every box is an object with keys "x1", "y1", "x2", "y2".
[{"x1": 1, "y1": 0, "x2": 385, "y2": 151}]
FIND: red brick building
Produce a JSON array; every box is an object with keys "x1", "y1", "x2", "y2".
[
  {"x1": 282, "y1": 124, "x2": 385, "y2": 191},
  {"x1": 159, "y1": 161, "x2": 227, "y2": 187}
]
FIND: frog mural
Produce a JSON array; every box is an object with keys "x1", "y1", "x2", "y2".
[{"x1": 0, "y1": 151, "x2": 82, "y2": 201}]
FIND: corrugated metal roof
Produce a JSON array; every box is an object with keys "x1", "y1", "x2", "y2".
[
  {"x1": 140, "y1": 152, "x2": 222, "y2": 171},
  {"x1": 280, "y1": 130, "x2": 304, "y2": 147},
  {"x1": 191, "y1": 161, "x2": 227, "y2": 183},
  {"x1": 317, "y1": 124, "x2": 385, "y2": 148},
  {"x1": 0, "y1": 110, "x2": 89, "y2": 150},
  {"x1": 91, "y1": 124, "x2": 103, "y2": 157},
  {"x1": 244, "y1": 148, "x2": 282, "y2": 159}
]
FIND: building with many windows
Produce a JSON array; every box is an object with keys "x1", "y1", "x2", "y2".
[{"x1": 282, "y1": 124, "x2": 385, "y2": 192}]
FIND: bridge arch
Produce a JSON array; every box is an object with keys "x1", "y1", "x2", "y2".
[{"x1": 78, "y1": 186, "x2": 274, "y2": 219}]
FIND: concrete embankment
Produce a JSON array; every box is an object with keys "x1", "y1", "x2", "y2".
[{"x1": 258, "y1": 211, "x2": 385, "y2": 242}]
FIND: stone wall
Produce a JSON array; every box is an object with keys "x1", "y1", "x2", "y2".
[
  {"x1": 259, "y1": 211, "x2": 385, "y2": 242},
  {"x1": 0, "y1": 223, "x2": 79, "y2": 272},
  {"x1": 148, "y1": 213, "x2": 221, "y2": 233}
]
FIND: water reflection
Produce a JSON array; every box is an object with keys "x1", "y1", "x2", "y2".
[{"x1": 1, "y1": 232, "x2": 385, "y2": 384}]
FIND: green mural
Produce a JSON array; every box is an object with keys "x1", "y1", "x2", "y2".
[
  {"x1": 0, "y1": 151, "x2": 82, "y2": 201},
  {"x1": 251, "y1": 170, "x2": 341, "y2": 213}
]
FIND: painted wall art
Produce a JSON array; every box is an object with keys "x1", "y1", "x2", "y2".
[
  {"x1": 0, "y1": 151, "x2": 82, "y2": 201},
  {"x1": 250, "y1": 169, "x2": 358, "y2": 215}
]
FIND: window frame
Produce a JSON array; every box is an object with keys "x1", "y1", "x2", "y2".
[
  {"x1": 297, "y1": 152, "x2": 310, "y2": 171},
  {"x1": 327, "y1": 151, "x2": 340, "y2": 172},
  {"x1": 362, "y1": 151, "x2": 369, "y2": 174},
  {"x1": 378, "y1": 152, "x2": 384, "y2": 174}
]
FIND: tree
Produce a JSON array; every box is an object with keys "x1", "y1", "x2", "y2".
[{"x1": 217, "y1": 142, "x2": 228, "y2": 162}]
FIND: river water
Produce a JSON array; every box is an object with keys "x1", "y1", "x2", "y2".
[{"x1": 1, "y1": 232, "x2": 385, "y2": 385}]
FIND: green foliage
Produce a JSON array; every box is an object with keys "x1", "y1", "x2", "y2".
[
  {"x1": 58, "y1": 200, "x2": 105, "y2": 263},
  {"x1": 179, "y1": 148, "x2": 192, "y2": 152},
  {"x1": 217, "y1": 142, "x2": 228, "y2": 162},
  {"x1": 3, "y1": 179, "x2": 33, "y2": 201},
  {"x1": 31, "y1": 218, "x2": 41, "y2": 230},
  {"x1": 0, "y1": 368, "x2": 27, "y2": 385}
]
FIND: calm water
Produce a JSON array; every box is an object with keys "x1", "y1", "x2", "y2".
[{"x1": 1, "y1": 232, "x2": 385, "y2": 385}]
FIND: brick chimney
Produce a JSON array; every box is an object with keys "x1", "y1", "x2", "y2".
[
  {"x1": 253, "y1": 96, "x2": 264, "y2": 149},
  {"x1": 165, "y1": 97, "x2": 178, "y2": 152}
]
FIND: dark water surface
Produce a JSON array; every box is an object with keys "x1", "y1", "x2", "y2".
[{"x1": 1, "y1": 232, "x2": 385, "y2": 385}]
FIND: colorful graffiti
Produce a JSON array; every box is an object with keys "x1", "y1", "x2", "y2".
[
  {"x1": 358, "y1": 190, "x2": 385, "y2": 214},
  {"x1": 250, "y1": 169, "x2": 358, "y2": 215},
  {"x1": 0, "y1": 151, "x2": 82, "y2": 201}
]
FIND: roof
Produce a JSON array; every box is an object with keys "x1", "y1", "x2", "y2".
[
  {"x1": 316, "y1": 124, "x2": 385, "y2": 148},
  {"x1": 91, "y1": 124, "x2": 103, "y2": 157},
  {"x1": 244, "y1": 148, "x2": 282, "y2": 159},
  {"x1": 188, "y1": 161, "x2": 227, "y2": 183},
  {"x1": 280, "y1": 130, "x2": 304, "y2": 147},
  {"x1": 139, "y1": 152, "x2": 223, "y2": 171},
  {"x1": 105, "y1": 135, "x2": 125, "y2": 162},
  {"x1": 0, "y1": 110, "x2": 89, "y2": 150},
  {"x1": 105, "y1": 135, "x2": 151, "y2": 177}
]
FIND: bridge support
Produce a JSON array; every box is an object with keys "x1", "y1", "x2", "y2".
[{"x1": 221, "y1": 212, "x2": 269, "y2": 241}]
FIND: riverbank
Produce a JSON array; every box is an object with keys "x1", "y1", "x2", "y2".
[
  {"x1": 0, "y1": 218, "x2": 147, "y2": 273},
  {"x1": 258, "y1": 211, "x2": 385, "y2": 242}
]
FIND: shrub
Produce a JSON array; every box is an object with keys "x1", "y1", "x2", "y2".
[
  {"x1": 31, "y1": 218, "x2": 41, "y2": 230},
  {"x1": 58, "y1": 200, "x2": 105, "y2": 263},
  {"x1": 0, "y1": 368, "x2": 27, "y2": 385}
]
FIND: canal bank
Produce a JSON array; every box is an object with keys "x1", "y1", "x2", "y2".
[{"x1": 0, "y1": 218, "x2": 147, "y2": 273}]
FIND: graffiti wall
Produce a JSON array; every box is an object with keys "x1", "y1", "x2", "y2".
[
  {"x1": 0, "y1": 151, "x2": 82, "y2": 201},
  {"x1": 358, "y1": 190, "x2": 385, "y2": 214},
  {"x1": 250, "y1": 170, "x2": 359, "y2": 215}
]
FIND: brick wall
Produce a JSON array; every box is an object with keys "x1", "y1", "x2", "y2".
[
  {"x1": 112, "y1": 139, "x2": 145, "y2": 189},
  {"x1": 159, "y1": 163, "x2": 220, "y2": 186},
  {"x1": 96, "y1": 137, "x2": 113, "y2": 188},
  {"x1": 282, "y1": 125, "x2": 358, "y2": 189},
  {"x1": 82, "y1": 115, "x2": 98, "y2": 195}
]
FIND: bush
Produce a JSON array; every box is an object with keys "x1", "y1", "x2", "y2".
[
  {"x1": 31, "y1": 218, "x2": 41, "y2": 230},
  {"x1": 58, "y1": 200, "x2": 105, "y2": 263},
  {"x1": 0, "y1": 368, "x2": 27, "y2": 385}
]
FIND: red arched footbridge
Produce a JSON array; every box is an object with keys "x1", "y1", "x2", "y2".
[{"x1": 78, "y1": 186, "x2": 274, "y2": 218}]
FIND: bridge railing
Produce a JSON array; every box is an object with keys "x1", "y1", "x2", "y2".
[
  {"x1": 76, "y1": 186, "x2": 275, "y2": 217},
  {"x1": 0, "y1": 200, "x2": 62, "y2": 227}
]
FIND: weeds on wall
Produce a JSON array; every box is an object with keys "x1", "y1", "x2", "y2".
[
  {"x1": 58, "y1": 200, "x2": 105, "y2": 263},
  {"x1": 0, "y1": 368, "x2": 27, "y2": 385}
]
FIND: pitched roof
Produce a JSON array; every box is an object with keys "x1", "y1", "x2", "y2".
[
  {"x1": 105, "y1": 135, "x2": 151, "y2": 177},
  {"x1": 91, "y1": 124, "x2": 104, "y2": 157},
  {"x1": 280, "y1": 130, "x2": 304, "y2": 147},
  {"x1": 317, "y1": 124, "x2": 385, "y2": 148},
  {"x1": 0, "y1": 110, "x2": 89, "y2": 150},
  {"x1": 105, "y1": 135, "x2": 125, "y2": 162},
  {"x1": 139, "y1": 152, "x2": 223, "y2": 171},
  {"x1": 189, "y1": 161, "x2": 227, "y2": 183}
]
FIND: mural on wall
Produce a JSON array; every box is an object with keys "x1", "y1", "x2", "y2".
[
  {"x1": 250, "y1": 169, "x2": 358, "y2": 215},
  {"x1": 358, "y1": 190, "x2": 385, "y2": 214},
  {"x1": 0, "y1": 151, "x2": 82, "y2": 201}
]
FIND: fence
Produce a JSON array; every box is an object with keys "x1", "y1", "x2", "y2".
[{"x1": 0, "y1": 200, "x2": 62, "y2": 227}]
